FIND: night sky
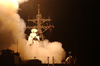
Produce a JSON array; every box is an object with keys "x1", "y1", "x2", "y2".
[{"x1": 18, "y1": 0, "x2": 99, "y2": 65}]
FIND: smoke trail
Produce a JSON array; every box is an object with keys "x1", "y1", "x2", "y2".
[
  {"x1": 0, "y1": 0, "x2": 27, "y2": 50},
  {"x1": 0, "y1": 0, "x2": 66, "y2": 64}
]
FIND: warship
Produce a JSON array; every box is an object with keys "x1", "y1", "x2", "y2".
[
  {"x1": 22, "y1": 4, "x2": 79, "y2": 66},
  {"x1": 0, "y1": 4, "x2": 79, "y2": 66}
]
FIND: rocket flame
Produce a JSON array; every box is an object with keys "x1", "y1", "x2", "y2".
[{"x1": 0, "y1": 0, "x2": 66, "y2": 64}]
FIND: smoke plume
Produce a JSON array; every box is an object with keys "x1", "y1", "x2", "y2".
[
  {"x1": 0, "y1": 0, "x2": 66, "y2": 64},
  {"x1": 0, "y1": 0, "x2": 26, "y2": 50},
  {"x1": 22, "y1": 39, "x2": 66, "y2": 64}
]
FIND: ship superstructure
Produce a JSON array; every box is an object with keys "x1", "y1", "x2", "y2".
[{"x1": 27, "y1": 4, "x2": 54, "y2": 41}]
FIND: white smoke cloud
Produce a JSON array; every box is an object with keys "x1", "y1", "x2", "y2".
[
  {"x1": 0, "y1": 0, "x2": 27, "y2": 50},
  {"x1": 0, "y1": 0, "x2": 66, "y2": 64},
  {"x1": 22, "y1": 39, "x2": 66, "y2": 64}
]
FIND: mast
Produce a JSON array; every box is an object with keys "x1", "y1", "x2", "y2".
[
  {"x1": 27, "y1": 4, "x2": 54, "y2": 40},
  {"x1": 38, "y1": 4, "x2": 40, "y2": 15}
]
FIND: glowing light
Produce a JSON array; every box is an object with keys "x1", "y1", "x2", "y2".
[
  {"x1": 31, "y1": 29, "x2": 38, "y2": 33},
  {"x1": 28, "y1": 29, "x2": 39, "y2": 44}
]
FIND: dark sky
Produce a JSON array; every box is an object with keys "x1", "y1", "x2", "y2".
[{"x1": 18, "y1": 0, "x2": 99, "y2": 65}]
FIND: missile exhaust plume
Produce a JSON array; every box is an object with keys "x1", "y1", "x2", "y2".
[
  {"x1": 0, "y1": 0, "x2": 27, "y2": 50},
  {"x1": 0, "y1": 0, "x2": 66, "y2": 64}
]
